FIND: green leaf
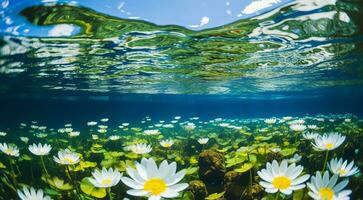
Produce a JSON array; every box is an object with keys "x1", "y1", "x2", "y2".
[
  {"x1": 80, "y1": 177, "x2": 106, "y2": 198},
  {"x1": 280, "y1": 148, "x2": 297, "y2": 157},
  {"x1": 0, "y1": 162, "x2": 6, "y2": 169},
  {"x1": 185, "y1": 167, "x2": 199, "y2": 175},
  {"x1": 205, "y1": 192, "x2": 225, "y2": 200},
  {"x1": 234, "y1": 162, "x2": 254, "y2": 173},
  {"x1": 293, "y1": 188, "x2": 304, "y2": 200}
]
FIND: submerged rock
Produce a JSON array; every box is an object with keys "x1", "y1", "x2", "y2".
[
  {"x1": 224, "y1": 171, "x2": 249, "y2": 200},
  {"x1": 198, "y1": 150, "x2": 225, "y2": 186},
  {"x1": 189, "y1": 180, "x2": 208, "y2": 199}
]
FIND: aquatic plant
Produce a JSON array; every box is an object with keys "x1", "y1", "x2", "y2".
[
  {"x1": 0, "y1": 143, "x2": 20, "y2": 157},
  {"x1": 328, "y1": 158, "x2": 359, "y2": 177},
  {"x1": 312, "y1": 133, "x2": 346, "y2": 171},
  {"x1": 121, "y1": 158, "x2": 188, "y2": 199},
  {"x1": 53, "y1": 149, "x2": 80, "y2": 165},
  {"x1": 129, "y1": 143, "x2": 152, "y2": 154},
  {"x1": 257, "y1": 160, "x2": 310, "y2": 198},
  {"x1": 17, "y1": 187, "x2": 52, "y2": 200},
  {"x1": 307, "y1": 171, "x2": 351, "y2": 200}
]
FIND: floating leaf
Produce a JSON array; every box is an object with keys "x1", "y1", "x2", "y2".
[
  {"x1": 189, "y1": 156, "x2": 198, "y2": 164},
  {"x1": 80, "y1": 177, "x2": 106, "y2": 198},
  {"x1": 234, "y1": 162, "x2": 254, "y2": 173},
  {"x1": 205, "y1": 192, "x2": 225, "y2": 200},
  {"x1": 0, "y1": 162, "x2": 6, "y2": 169},
  {"x1": 43, "y1": 176, "x2": 73, "y2": 191},
  {"x1": 185, "y1": 167, "x2": 198, "y2": 175},
  {"x1": 255, "y1": 136, "x2": 272, "y2": 141},
  {"x1": 74, "y1": 161, "x2": 97, "y2": 172},
  {"x1": 280, "y1": 148, "x2": 296, "y2": 157},
  {"x1": 20, "y1": 154, "x2": 32, "y2": 161}
]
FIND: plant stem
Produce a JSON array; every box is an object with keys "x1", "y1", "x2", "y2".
[
  {"x1": 322, "y1": 151, "x2": 329, "y2": 172},
  {"x1": 7, "y1": 157, "x2": 17, "y2": 186},
  {"x1": 40, "y1": 156, "x2": 50, "y2": 177},
  {"x1": 65, "y1": 166, "x2": 81, "y2": 200},
  {"x1": 249, "y1": 169, "x2": 253, "y2": 185},
  {"x1": 274, "y1": 192, "x2": 279, "y2": 200},
  {"x1": 107, "y1": 188, "x2": 113, "y2": 200}
]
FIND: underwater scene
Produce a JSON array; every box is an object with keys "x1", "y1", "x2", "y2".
[{"x1": 1, "y1": 0, "x2": 363, "y2": 199}]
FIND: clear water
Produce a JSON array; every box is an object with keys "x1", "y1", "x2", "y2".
[{"x1": 0, "y1": 0, "x2": 363, "y2": 200}]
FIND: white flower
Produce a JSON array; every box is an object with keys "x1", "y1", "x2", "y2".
[
  {"x1": 143, "y1": 130, "x2": 161, "y2": 136},
  {"x1": 307, "y1": 171, "x2": 351, "y2": 200},
  {"x1": 283, "y1": 116, "x2": 293, "y2": 121},
  {"x1": 270, "y1": 147, "x2": 281, "y2": 153},
  {"x1": 160, "y1": 140, "x2": 174, "y2": 148},
  {"x1": 121, "y1": 158, "x2": 188, "y2": 199},
  {"x1": 198, "y1": 138, "x2": 209, "y2": 145},
  {"x1": 290, "y1": 119, "x2": 305, "y2": 124},
  {"x1": 68, "y1": 131, "x2": 80, "y2": 137},
  {"x1": 0, "y1": 131, "x2": 7, "y2": 136},
  {"x1": 174, "y1": 116, "x2": 181, "y2": 120},
  {"x1": 257, "y1": 160, "x2": 310, "y2": 195},
  {"x1": 163, "y1": 124, "x2": 174, "y2": 128},
  {"x1": 302, "y1": 132, "x2": 319, "y2": 140},
  {"x1": 130, "y1": 144, "x2": 152, "y2": 154},
  {"x1": 183, "y1": 123, "x2": 196, "y2": 131},
  {"x1": 290, "y1": 124, "x2": 307, "y2": 132},
  {"x1": 109, "y1": 135, "x2": 121, "y2": 141},
  {"x1": 287, "y1": 154, "x2": 302, "y2": 164},
  {"x1": 17, "y1": 187, "x2": 52, "y2": 200},
  {"x1": 122, "y1": 123, "x2": 130, "y2": 126},
  {"x1": 316, "y1": 118, "x2": 325, "y2": 122},
  {"x1": 265, "y1": 118, "x2": 277, "y2": 125},
  {"x1": 218, "y1": 123, "x2": 230, "y2": 127},
  {"x1": 328, "y1": 158, "x2": 359, "y2": 177},
  {"x1": 98, "y1": 129, "x2": 107, "y2": 134},
  {"x1": 64, "y1": 127, "x2": 73, "y2": 133},
  {"x1": 0, "y1": 143, "x2": 19, "y2": 157},
  {"x1": 87, "y1": 121, "x2": 97, "y2": 126},
  {"x1": 29, "y1": 143, "x2": 52, "y2": 156},
  {"x1": 312, "y1": 133, "x2": 345, "y2": 151},
  {"x1": 101, "y1": 118, "x2": 109, "y2": 122},
  {"x1": 308, "y1": 125, "x2": 318, "y2": 130},
  {"x1": 92, "y1": 134, "x2": 99, "y2": 140},
  {"x1": 89, "y1": 168, "x2": 122, "y2": 188},
  {"x1": 20, "y1": 137, "x2": 29, "y2": 143},
  {"x1": 53, "y1": 149, "x2": 80, "y2": 165}
]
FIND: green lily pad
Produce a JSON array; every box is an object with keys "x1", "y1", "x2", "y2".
[
  {"x1": 80, "y1": 177, "x2": 106, "y2": 198},
  {"x1": 234, "y1": 162, "x2": 254, "y2": 173},
  {"x1": 205, "y1": 192, "x2": 225, "y2": 200}
]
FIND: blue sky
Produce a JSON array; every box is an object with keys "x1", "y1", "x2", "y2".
[{"x1": 0, "y1": 0, "x2": 292, "y2": 37}]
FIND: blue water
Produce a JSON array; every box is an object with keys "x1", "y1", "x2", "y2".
[{"x1": 1, "y1": 0, "x2": 363, "y2": 200}]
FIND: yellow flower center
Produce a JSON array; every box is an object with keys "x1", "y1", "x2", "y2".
[
  {"x1": 325, "y1": 143, "x2": 334, "y2": 149},
  {"x1": 338, "y1": 169, "x2": 347, "y2": 176},
  {"x1": 272, "y1": 176, "x2": 291, "y2": 190},
  {"x1": 143, "y1": 178, "x2": 167, "y2": 195},
  {"x1": 319, "y1": 187, "x2": 334, "y2": 200},
  {"x1": 101, "y1": 178, "x2": 112, "y2": 185},
  {"x1": 162, "y1": 143, "x2": 172, "y2": 148},
  {"x1": 5, "y1": 149, "x2": 13, "y2": 155},
  {"x1": 64, "y1": 157, "x2": 74, "y2": 164}
]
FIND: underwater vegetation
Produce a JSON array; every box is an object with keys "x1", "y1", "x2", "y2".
[{"x1": 0, "y1": 114, "x2": 362, "y2": 199}]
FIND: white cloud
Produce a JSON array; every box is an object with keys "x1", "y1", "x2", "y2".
[
  {"x1": 189, "y1": 16, "x2": 210, "y2": 28},
  {"x1": 242, "y1": 0, "x2": 281, "y2": 15},
  {"x1": 48, "y1": 24, "x2": 75, "y2": 37}
]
